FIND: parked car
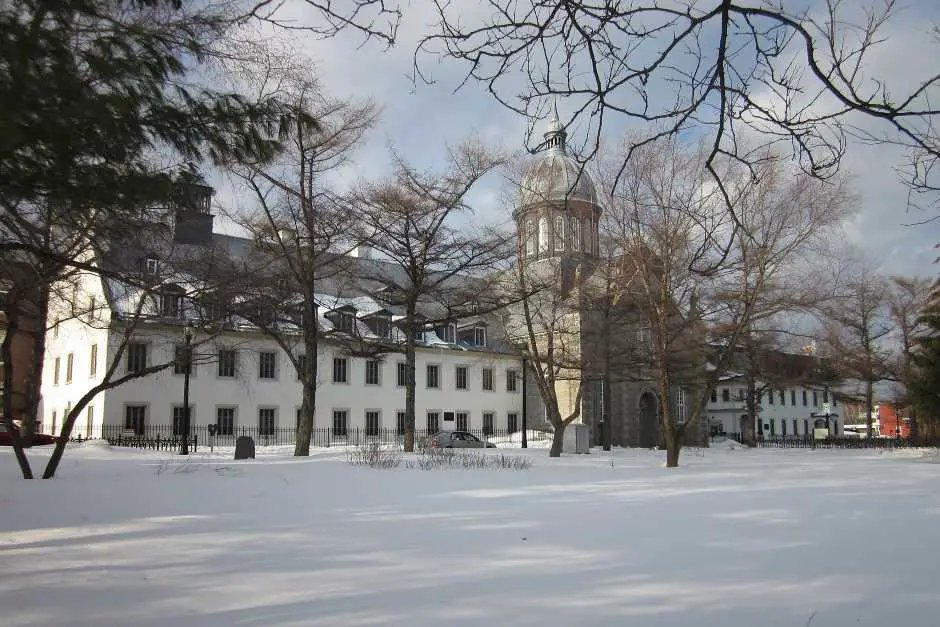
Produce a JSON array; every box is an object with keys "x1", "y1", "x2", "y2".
[
  {"x1": 0, "y1": 421, "x2": 59, "y2": 446},
  {"x1": 424, "y1": 431, "x2": 497, "y2": 449}
]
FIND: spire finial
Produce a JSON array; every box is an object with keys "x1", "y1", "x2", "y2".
[{"x1": 544, "y1": 100, "x2": 566, "y2": 153}]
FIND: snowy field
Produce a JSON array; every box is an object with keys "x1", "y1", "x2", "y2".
[{"x1": 2, "y1": 443, "x2": 939, "y2": 627}]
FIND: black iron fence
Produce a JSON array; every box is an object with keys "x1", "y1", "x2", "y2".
[
  {"x1": 713, "y1": 433, "x2": 940, "y2": 449},
  {"x1": 70, "y1": 425, "x2": 522, "y2": 451}
]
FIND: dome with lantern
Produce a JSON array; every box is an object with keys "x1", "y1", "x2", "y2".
[{"x1": 519, "y1": 117, "x2": 599, "y2": 208}]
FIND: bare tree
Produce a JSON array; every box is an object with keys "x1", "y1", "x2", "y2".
[
  {"x1": 887, "y1": 275, "x2": 932, "y2": 441},
  {"x1": 353, "y1": 140, "x2": 512, "y2": 452},
  {"x1": 504, "y1": 257, "x2": 587, "y2": 457},
  {"x1": 228, "y1": 86, "x2": 378, "y2": 456},
  {"x1": 600, "y1": 136, "x2": 849, "y2": 464},
  {"x1": 818, "y1": 262, "x2": 893, "y2": 437},
  {"x1": 417, "y1": 1, "x2": 940, "y2": 223}
]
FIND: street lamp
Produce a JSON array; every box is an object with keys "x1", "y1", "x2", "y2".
[{"x1": 179, "y1": 321, "x2": 195, "y2": 455}]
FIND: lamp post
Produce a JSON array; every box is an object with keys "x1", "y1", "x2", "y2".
[
  {"x1": 520, "y1": 351, "x2": 528, "y2": 449},
  {"x1": 179, "y1": 321, "x2": 194, "y2": 455}
]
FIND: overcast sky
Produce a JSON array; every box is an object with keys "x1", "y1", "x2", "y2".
[{"x1": 219, "y1": 0, "x2": 939, "y2": 280}]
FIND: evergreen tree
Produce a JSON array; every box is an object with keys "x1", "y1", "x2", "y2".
[{"x1": 908, "y1": 277, "x2": 940, "y2": 438}]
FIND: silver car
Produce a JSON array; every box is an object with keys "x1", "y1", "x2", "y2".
[{"x1": 425, "y1": 431, "x2": 497, "y2": 449}]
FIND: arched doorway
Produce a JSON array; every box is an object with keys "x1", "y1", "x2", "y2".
[{"x1": 637, "y1": 392, "x2": 659, "y2": 448}]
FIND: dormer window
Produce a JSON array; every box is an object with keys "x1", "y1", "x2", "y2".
[
  {"x1": 458, "y1": 323, "x2": 487, "y2": 347},
  {"x1": 362, "y1": 310, "x2": 392, "y2": 338},
  {"x1": 325, "y1": 305, "x2": 357, "y2": 335},
  {"x1": 145, "y1": 256, "x2": 160, "y2": 275},
  {"x1": 435, "y1": 322, "x2": 457, "y2": 343},
  {"x1": 160, "y1": 285, "x2": 184, "y2": 318},
  {"x1": 474, "y1": 327, "x2": 486, "y2": 347}
]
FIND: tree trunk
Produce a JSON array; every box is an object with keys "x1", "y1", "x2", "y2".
[
  {"x1": 744, "y1": 377, "x2": 758, "y2": 447},
  {"x1": 865, "y1": 379, "x2": 875, "y2": 437},
  {"x1": 403, "y1": 318, "x2": 417, "y2": 453},
  {"x1": 294, "y1": 294, "x2": 319, "y2": 456},
  {"x1": 549, "y1": 424, "x2": 565, "y2": 457},
  {"x1": 665, "y1": 438, "x2": 681, "y2": 468},
  {"x1": 21, "y1": 281, "x2": 51, "y2": 449},
  {"x1": 2, "y1": 307, "x2": 34, "y2": 479}
]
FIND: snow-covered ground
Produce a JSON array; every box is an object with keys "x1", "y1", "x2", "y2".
[{"x1": 2, "y1": 442, "x2": 939, "y2": 627}]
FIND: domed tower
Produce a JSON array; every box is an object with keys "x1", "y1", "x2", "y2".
[{"x1": 515, "y1": 116, "x2": 602, "y2": 264}]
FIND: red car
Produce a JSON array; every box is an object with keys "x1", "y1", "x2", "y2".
[{"x1": 0, "y1": 421, "x2": 59, "y2": 446}]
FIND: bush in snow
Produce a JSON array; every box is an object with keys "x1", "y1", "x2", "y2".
[
  {"x1": 404, "y1": 449, "x2": 532, "y2": 471},
  {"x1": 346, "y1": 443, "x2": 402, "y2": 469}
]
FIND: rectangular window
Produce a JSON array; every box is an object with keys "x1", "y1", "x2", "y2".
[
  {"x1": 258, "y1": 407, "x2": 277, "y2": 436},
  {"x1": 85, "y1": 406, "x2": 94, "y2": 438},
  {"x1": 258, "y1": 408, "x2": 276, "y2": 436},
  {"x1": 769, "y1": 419, "x2": 776, "y2": 436},
  {"x1": 126, "y1": 343, "x2": 147, "y2": 374},
  {"x1": 365, "y1": 410, "x2": 380, "y2": 436},
  {"x1": 506, "y1": 369, "x2": 518, "y2": 392},
  {"x1": 710, "y1": 389, "x2": 717, "y2": 402},
  {"x1": 455, "y1": 366, "x2": 468, "y2": 390},
  {"x1": 675, "y1": 388, "x2": 687, "y2": 423},
  {"x1": 259, "y1": 351, "x2": 277, "y2": 379},
  {"x1": 507, "y1": 412, "x2": 518, "y2": 433},
  {"x1": 397, "y1": 362, "x2": 408, "y2": 387},
  {"x1": 89, "y1": 344, "x2": 97, "y2": 377},
  {"x1": 64, "y1": 353, "x2": 73, "y2": 384},
  {"x1": 813, "y1": 390, "x2": 819, "y2": 406},
  {"x1": 802, "y1": 390, "x2": 808, "y2": 406},
  {"x1": 217, "y1": 407, "x2": 235, "y2": 435},
  {"x1": 365, "y1": 360, "x2": 381, "y2": 385},
  {"x1": 333, "y1": 357, "x2": 348, "y2": 384},
  {"x1": 474, "y1": 327, "x2": 487, "y2": 347},
  {"x1": 482, "y1": 368, "x2": 493, "y2": 391},
  {"x1": 297, "y1": 354, "x2": 308, "y2": 380},
  {"x1": 173, "y1": 406, "x2": 191, "y2": 437},
  {"x1": 125, "y1": 405, "x2": 146, "y2": 435},
  {"x1": 782, "y1": 419, "x2": 787, "y2": 436},
  {"x1": 173, "y1": 345, "x2": 190, "y2": 376},
  {"x1": 793, "y1": 419, "x2": 799, "y2": 435},
  {"x1": 427, "y1": 411, "x2": 440, "y2": 433},
  {"x1": 51, "y1": 410, "x2": 57, "y2": 435},
  {"x1": 333, "y1": 409, "x2": 348, "y2": 436},
  {"x1": 483, "y1": 411, "x2": 495, "y2": 436},
  {"x1": 722, "y1": 388, "x2": 730, "y2": 402},
  {"x1": 426, "y1": 364, "x2": 440, "y2": 389},
  {"x1": 833, "y1": 397, "x2": 838, "y2": 408},
  {"x1": 455, "y1": 411, "x2": 469, "y2": 431},
  {"x1": 768, "y1": 391, "x2": 775, "y2": 405},
  {"x1": 804, "y1": 419, "x2": 810, "y2": 435},
  {"x1": 779, "y1": 390, "x2": 786, "y2": 406},
  {"x1": 397, "y1": 411, "x2": 406, "y2": 436},
  {"x1": 790, "y1": 390, "x2": 797, "y2": 405},
  {"x1": 823, "y1": 390, "x2": 829, "y2": 403},
  {"x1": 217, "y1": 349, "x2": 236, "y2": 378}
]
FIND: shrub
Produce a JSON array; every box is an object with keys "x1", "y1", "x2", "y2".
[{"x1": 346, "y1": 442, "x2": 402, "y2": 469}]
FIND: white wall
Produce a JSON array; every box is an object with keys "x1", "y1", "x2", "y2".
[
  {"x1": 95, "y1": 327, "x2": 524, "y2": 435},
  {"x1": 706, "y1": 381, "x2": 842, "y2": 437},
  {"x1": 41, "y1": 270, "x2": 111, "y2": 437}
]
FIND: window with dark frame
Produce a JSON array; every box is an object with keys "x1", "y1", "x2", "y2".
[
  {"x1": 217, "y1": 407, "x2": 235, "y2": 435},
  {"x1": 65, "y1": 353, "x2": 73, "y2": 384},
  {"x1": 53, "y1": 357, "x2": 60, "y2": 385},
  {"x1": 779, "y1": 390, "x2": 786, "y2": 406},
  {"x1": 259, "y1": 351, "x2": 277, "y2": 379},
  {"x1": 710, "y1": 389, "x2": 717, "y2": 402},
  {"x1": 258, "y1": 408, "x2": 276, "y2": 435},
  {"x1": 483, "y1": 412, "x2": 495, "y2": 435},
  {"x1": 793, "y1": 419, "x2": 799, "y2": 435},
  {"x1": 333, "y1": 409, "x2": 348, "y2": 436},
  {"x1": 217, "y1": 349, "x2": 236, "y2": 378},
  {"x1": 173, "y1": 406, "x2": 192, "y2": 436},
  {"x1": 426, "y1": 411, "x2": 440, "y2": 433},
  {"x1": 397, "y1": 362, "x2": 408, "y2": 387},
  {"x1": 722, "y1": 388, "x2": 730, "y2": 402},
  {"x1": 803, "y1": 390, "x2": 808, "y2": 406},
  {"x1": 365, "y1": 360, "x2": 380, "y2": 385},
  {"x1": 397, "y1": 411, "x2": 406, "y2": 436},
  {"x1": 173, "y1": 345, "x2": 189, "y2": 375},
  {"x1": 506, "y1": 369, "x2": 518, "y2": 392},
  {"x1": 507, "y1": 412, "x2": 518, "y2": 433},
  {"x1": 332, "y1": 357, "x2": 348, "y2": 384},
  {"x1": 455, "y1": 366, "x2": 468, "y2": 390},
  {"x1": 790, "y1": 390, "x2": 797, "y2": 405},
  {"x1": 126, "y1": 343, "x2": 147, "y2": 374},
  {"x1": 89, "y1": 344, "x2": 97, "y2": 377},
  {"x1": 365, "y1": 411, "x2": 380, "y2": 436},
  {"x1": 426, "y1": 364, "x2": 440, "y2": 389},
  {"x1": 125, "y1": 405, "x2": 146, "y2": 435},
  {"x1": 482, "y1": 368, "x2": 493, "y2": 391},
  {"x1": 455, "y1": 411, "x2": 469, "y2": 431}
]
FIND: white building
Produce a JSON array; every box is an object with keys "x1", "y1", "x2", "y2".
[{"x1": 706, "y1": 373, "x2": 842, "y2": 438}]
